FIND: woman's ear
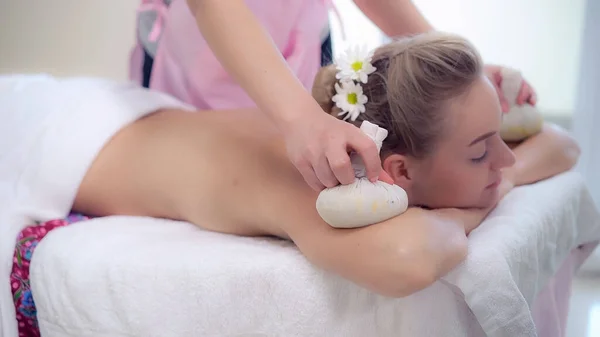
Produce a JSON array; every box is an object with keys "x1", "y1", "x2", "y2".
[{"x1": 382, "y1": 154, "x2": 414, "y2": 190}]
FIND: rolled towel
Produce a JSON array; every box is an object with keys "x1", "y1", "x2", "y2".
[
  {"x1": 499, "y1": 67, "x2": 544, "y2": 142},
  {"x1": 316, "y1": 121, "x2": 409, "y2": 229}
]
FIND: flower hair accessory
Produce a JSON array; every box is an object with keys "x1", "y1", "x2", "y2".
[{"x1": 332, "y1": 45, "x2": 377, "y2": 121}]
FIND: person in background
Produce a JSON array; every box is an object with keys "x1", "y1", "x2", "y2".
[{"x1": 129, "y1": 0, "x2": 536, "y2": 192}]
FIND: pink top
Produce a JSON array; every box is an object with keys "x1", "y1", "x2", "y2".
[{"x1": 130, "y1": 0, "x2": 331, "y2": 110}]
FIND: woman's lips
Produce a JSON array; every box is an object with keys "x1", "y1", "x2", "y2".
[{"x1": 486, "y1": 179, "x2": 501, "y2": 189}]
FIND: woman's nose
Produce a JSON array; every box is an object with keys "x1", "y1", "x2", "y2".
[
  {"x1": 492, "y1": 141, "x2": 516, "y2": 170},
  {"x1": 504, "y1": 148, "x2": 517, "y2": 167}
]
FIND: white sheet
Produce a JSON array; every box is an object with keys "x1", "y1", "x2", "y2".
[
  {"x1": 30, "y1": 171, "x2": 600, "y2": 337},
  {"x1": 580, "y1": 248, "x2": 600, "y2": 275},
  {"x1": 443, "y1": 171, "x2": 600, "y2": 336},
  {"x1": 0, "y1": 75, "x2": 191, "y2": 337}
]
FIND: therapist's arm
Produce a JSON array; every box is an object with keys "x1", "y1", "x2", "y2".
[
  {"x1": 185, "y1": 0, "x2": 387, "y2": 191},
  {"x1": 186, "y1": 0, "x2": 315, "y2": 125},
  {"x1": 353, "y1": 0, "x2": 434, "y2": 37}
]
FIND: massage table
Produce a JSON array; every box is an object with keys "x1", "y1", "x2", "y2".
[
  {"x1": 22, "y1": 171, "x2": 600, "y2": 337},
  {"x1": 1, "y1": 75, "x2": 599, "y2": 337}
]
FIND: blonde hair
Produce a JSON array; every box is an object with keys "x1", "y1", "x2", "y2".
[{"x1": 312, "y1": 32, "x2": 483, "y2": 158}]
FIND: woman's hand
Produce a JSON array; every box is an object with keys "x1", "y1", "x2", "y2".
[
  {"x1": 484, "y1": 64, "x2": 537, "y2": 113},
  {"x1": 283, "y1": 111, "x2": 393, "y2": 191}
]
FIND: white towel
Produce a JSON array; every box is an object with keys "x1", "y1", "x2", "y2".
[
  {"x1": 579, "y1": 247, "x2": 600, "y2": 276},
  {"x1": 0, "y1": 75, "x2": 191, "y2": 337},
  {"x1": 443, "y1": 171, "x2": 600, "y2": 336}
]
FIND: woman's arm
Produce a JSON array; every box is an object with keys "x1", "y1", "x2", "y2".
[
  {"x1": 353, "y1": 0, "x2": 433, "y2": 37},
  {"x1": 504, "y1": 123, "x2": 581, "y2": 186},
  {"x1": 296, "y1": 181, "x2": 512, "y2": 295}
]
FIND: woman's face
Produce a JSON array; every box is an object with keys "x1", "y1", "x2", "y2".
[{"x1": 393, "y1": 76, "x2": 516, "y2": 209}]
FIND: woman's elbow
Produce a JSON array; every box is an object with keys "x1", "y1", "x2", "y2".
[
  {"x1": 564, "y1": 131, "x2": 581, "y2": 168},
  {"x1": 546, "y1": 123, "x2": 581, "y2": 169},
  {"x1": 376, "y1": 232, "x2": 468, "y2": 298},
  {"x1": 387, "y1": 265, "x2": 445, "y2": 298},
  {"x1": 563, "y1": 137, "x2": 581, "y2": 170}
]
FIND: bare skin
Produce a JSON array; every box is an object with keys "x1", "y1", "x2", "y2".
[
  {"x1": 73, "y1": 108, "x2": 579, "y2": 297},
  {"x1": 73, "y1": 109, "x2": 482, "y2": 296},
  {"x1": 505, "y1": 123, "x2": 581, "y2": 186}
]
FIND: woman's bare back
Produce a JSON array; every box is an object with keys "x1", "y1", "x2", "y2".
[
  {"x1": 74, "y1": 108, "x2": 314, "y2": 237},
  {"x1": 73, "y1": 108, "x2": 470, "y2": 297}
]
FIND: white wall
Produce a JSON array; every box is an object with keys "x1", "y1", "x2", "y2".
[
  {"x1": 0, "y1": 0, "x2": 587, "y2": 117},
  {"x1": 573, "y1": 0, "x2": 600, "y2": 207},
  {"x1": 0, "y1": 0, "x2": 138, "y2": 81},
  {"x1": 330, "y1": 0, "x2": 586, "y2": 117}
]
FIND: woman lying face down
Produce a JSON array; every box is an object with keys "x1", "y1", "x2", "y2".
[
  {"x1": 312, "y1": 33, "x2": 516, "y2": 210},
  {"x1": 74, "y1": 32, "x2": 580, "y2": 297}
]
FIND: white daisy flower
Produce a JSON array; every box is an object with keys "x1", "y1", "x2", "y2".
[
  {"x1": 335, "y1": 45, "x2": 377, "y2": 84},
  {"x1": 332, "y1": 80, "x2": 368, "y2": 121}
]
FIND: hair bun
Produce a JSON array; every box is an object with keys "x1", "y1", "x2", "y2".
[{"x1": 311, "y1": 64, "x2": 338, "y2": 115}]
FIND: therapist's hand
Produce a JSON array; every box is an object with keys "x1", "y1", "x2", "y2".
[
  {"x1": 283, "y1": 111, "x2": 393, "y2": 191},
  {"x1": 484, "y1": 64, "x2": 537, "y2": 113}
]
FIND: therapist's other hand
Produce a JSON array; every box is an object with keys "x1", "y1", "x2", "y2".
[
  {"x1": 284, "y1": 112, "x2": 392, "y2": 191},
  {"x1": 484, "y1": 64, "x2": 537, "y2": 113}
]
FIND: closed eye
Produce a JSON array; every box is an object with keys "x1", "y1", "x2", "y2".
[{"x1": 471, "y1": 151, "x2": 488, "y2": 163}]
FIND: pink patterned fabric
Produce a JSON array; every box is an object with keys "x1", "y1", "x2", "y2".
[{"x1": 10, "y1": 214, "x2": 91, "y2": 337}]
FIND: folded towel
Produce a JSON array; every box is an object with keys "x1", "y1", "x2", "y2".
[
  {"x1": 0, "y1": 75, "x2": 190, "y2": 337},
  {"x1": 443, "y1": 171, "x2": 600, "y2": 337}
]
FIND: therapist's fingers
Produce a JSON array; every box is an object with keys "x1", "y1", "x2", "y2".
[
  {"x1": 349, "y1": 132, "x2": 382, "y2": 183},
  {"x1": 497, "y1": 87, "x2": 510, "y2": 113},
  {"x1": 378, "y1": 170, "x2": 394, "y2": 185},
  {"x1": 315, "y1": 153, "x2": 342, "y2": 188},
  {"x1": 326, "y1": 145, "x2": 355, "y2": 186},
  {"x1": 517, "y1": 81, "x2": 536, "y2": 106},
  {"x1": 490, "y1": 71, "x2": 510, "y2": 113},
  {"x1": 530, "y1": 92, "x2": 538, "y2": 106},
  {"x1": 296, "y1": 160, "x2": 326, "y2": 191}
]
